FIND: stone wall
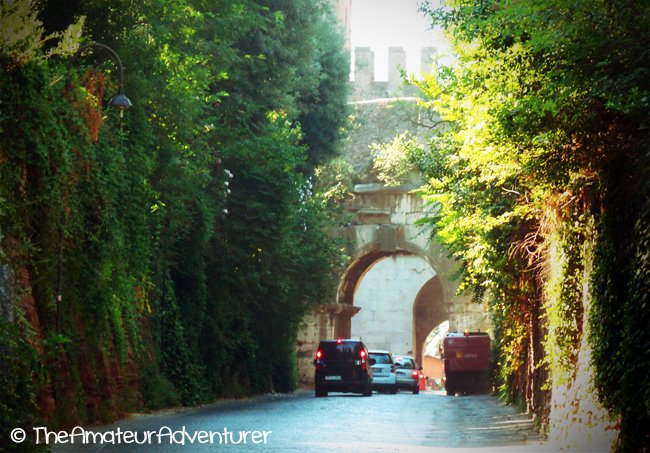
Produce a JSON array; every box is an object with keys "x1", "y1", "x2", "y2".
[
  {"x1": 350, "y1": 46, "x2": 436, "y2": 102},
  {"x1": 545, "y1": 240, "x2": 617, "y2": 450},
  {"x1": 343, "y1": 47, "x2": 439, "y2": 182}
]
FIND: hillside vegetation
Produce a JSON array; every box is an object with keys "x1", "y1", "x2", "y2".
[
  {"x1": 406, "y1": 0, "x2": 649, "y2": 449},
  {"x1": 0, "y1": 1, "x2": 349, "y2": 448}
]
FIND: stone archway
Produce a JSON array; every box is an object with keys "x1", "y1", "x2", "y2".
[
  {"x1": 338, "y1": 248, "x2": 415, "y2": 307},
  {"x1": 295, "y1": 183, "x2": 490, "y2": 385},
  {"x1": 336, "y1": 249, "x2": 412, "y2": 342}
]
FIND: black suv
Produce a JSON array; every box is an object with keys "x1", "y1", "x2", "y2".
[{"x1": 313, "y1": 339, "x2": 374, "y2": 397}]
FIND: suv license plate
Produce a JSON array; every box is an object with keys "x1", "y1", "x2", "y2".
[{"x1": 325, "y1": 376, "x2": 342, "y2": 381}]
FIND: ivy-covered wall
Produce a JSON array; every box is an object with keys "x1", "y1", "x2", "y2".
[
  {"x1": 0, "y1": 1, "x2": 350, "y2": 449},
  {"x1": 406, "y1": 0, "x2": 649, "y2": 449}
]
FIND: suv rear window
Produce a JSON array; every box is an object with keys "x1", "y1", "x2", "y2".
[{"x1": 318, "y1": 341, "x2": 363, "y2": 359}]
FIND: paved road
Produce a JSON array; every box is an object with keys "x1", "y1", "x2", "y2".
[{"x1": 47, "y1": 390, "x2": 553, "y2": 452}]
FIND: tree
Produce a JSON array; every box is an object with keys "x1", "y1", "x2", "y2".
[{"x1": 415, "y1": 0, "x2": 649, "y2": 447}]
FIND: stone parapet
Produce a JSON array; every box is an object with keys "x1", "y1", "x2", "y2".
[{"x1": 350, "y1": 46, "x2": 436, "y2": 102}]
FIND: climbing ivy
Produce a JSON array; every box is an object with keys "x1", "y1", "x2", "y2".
[
  {"x1": 414, "y1": 0, "x2": 649, "y2": 447},
  {"x1": 1, "y1": 0, "x2": 349, "y2": 437},
  {"x1": 590, "y1": 151, "x2": 650, "y2": 449},
  {"x1": 541, "y1": 212, "x2": 590, "y2": 388}
]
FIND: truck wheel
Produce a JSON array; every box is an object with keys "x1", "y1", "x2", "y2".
[
  {"x1": 362, "y1": 382, "x2": 372, "y2": 397},
  {"x1": 412, "y1": 386, "x2": 419, "y2": 395}
]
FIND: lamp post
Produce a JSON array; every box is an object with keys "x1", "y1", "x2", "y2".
[
  {"x1": 68, "y1": 41, "x2": 132, "y2": 112},
  {"x1": 57, "y1": 42, "x2": 132, "y2": 333}
]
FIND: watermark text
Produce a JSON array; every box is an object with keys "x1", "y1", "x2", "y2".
[{"x1": 10, "y1": 426, "x2": 272, "y2": 446}]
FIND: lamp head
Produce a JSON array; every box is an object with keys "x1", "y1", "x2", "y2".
[{"x1": 108, "y1": 86, "x2": 132, "y2": 110}]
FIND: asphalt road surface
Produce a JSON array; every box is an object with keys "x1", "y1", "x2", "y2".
[{"x1": 47, "y1": 389, "x2": 555, "y2": 452}]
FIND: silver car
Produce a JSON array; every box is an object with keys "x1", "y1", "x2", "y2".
[
  {"x1": 368, "y1": 350, "x2": 398, "y2": 394},
  {"x1": 394, "y1": 354, "x2": 421, "y2": 394}
]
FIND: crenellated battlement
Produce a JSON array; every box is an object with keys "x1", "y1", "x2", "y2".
[{"x1": 350, "y1": 46, "x2": 437, "y2": 102}]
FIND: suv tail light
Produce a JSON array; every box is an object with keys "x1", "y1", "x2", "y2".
[
  {"x1": 390, "y1": 365, "x2": 396, "y2": 373},
  {"x1": 316, "y1": 350, "x2": 323, "y2": 360},
  {"x1": 360, "y1": 349, "x2": 367, "y2": 370},
  {"x1": 411, "y1": 370, "x2": 419, "y2": 378}
]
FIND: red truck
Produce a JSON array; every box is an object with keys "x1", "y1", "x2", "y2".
[{"x1": 442, "y1": 331, "x2": 491, "y2": 395}]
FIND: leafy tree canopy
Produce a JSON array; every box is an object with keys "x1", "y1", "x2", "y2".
[
  {"x1": 1, "y1": 0, "x2": 351, "y2": 436},
  {"x1": 415, "y1": 0, "x2": 649, "y2": 447}
]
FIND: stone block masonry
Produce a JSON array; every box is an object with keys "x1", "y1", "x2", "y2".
[{"x1": 350, "y1": 46, "x2": 437, "y2": 102}]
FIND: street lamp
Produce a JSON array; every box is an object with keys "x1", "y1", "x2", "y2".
[
  {"x1": 68, "y1": 41, "x2": 132, "y2": 111},
  {"x1": 57, "y1": 42, "x2": 132, "y2": 333}
]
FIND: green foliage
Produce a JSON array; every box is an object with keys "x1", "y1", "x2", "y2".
[
  {"x1": 0, "y1": 0, "x2": 83, "y2": 68},
  {"x1": 209, "y1": 111, "x2": 343, "y2": 394},
  {"x1": 313, "y1": 157, "x2": 355, "y2": 213},
  {"x1": 0, "y1": 317, "x2": 42, "y2": 452},
  {"x1": 416, "y1": 0, "x2": 649, "y2": 445},
  {"x1": 542, "y1": 217, "x2": 590, "y2": 388},
  {"x1": 591, "y1": 153, "x2": 650, "y2": 449},
  {"x1": 140, "y1": 363, "x2": 181, "y2": 411},
  {"x1": 1, "y1": 0, "x2": 349, "y2": 432},
  {"x1": 371, "y1": 131, "x2": 420, "y2": 186},
  {"x1": 295, "y1": 2, "x2": 351, "y2": 170}
]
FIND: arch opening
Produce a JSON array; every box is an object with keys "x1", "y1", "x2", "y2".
[
  {"x1": 338, "y1": 248, "x2": 415, "y2": 306},
  {"x1": 412, "y1": 276, "x2": 448, "y2": 366},
  {"x1": 350, "y1": 254, "x2": 435, "y2": 353}
]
